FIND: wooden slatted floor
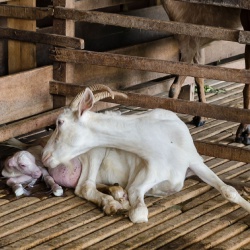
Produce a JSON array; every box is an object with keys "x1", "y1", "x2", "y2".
[{"x1": 0, "y1": 61, "x2": 250, "y2": 249}]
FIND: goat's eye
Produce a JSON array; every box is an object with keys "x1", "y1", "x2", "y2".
[{"x1": 20, "y1": 164, "x2": 25, "y2": 168}]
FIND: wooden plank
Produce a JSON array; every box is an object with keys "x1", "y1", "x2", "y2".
[
  {"x1": 214, "y1": 228, "x2": 250, "y2": 249},
  {"x1": 159, "y1": 209, "x2": 248, "y2": 250},
  {"x1": 50, "y1": 49, "x2": 250, "y2": 84},
  {"x1": 0, "y1": 203, "x2": 95, "y2": 247},
  {"x1": 188, "y1": 222, "x2": 249, "y2": 249},
  {"x1": 138, "y1": 203, "x2": 239, "y2": 249},
  {"x1": 49, "y1": 81, "x2": 250, "y2": 124},
  {"x1": 0, "y1": 108, "x2": 63, "y2": 142},
  {"x1": 0, "y1": 27, "x2": 84, "y2": 49},
  {"x1": 176, "y1": 0, "x2": 250, "y2": 9},
  {"x1": 7, "y1": 0, "x2": 36, "y2": 74},
  {"x1": 0, "y1": 5, "x2": 53, "y2": 19},
  {"x1": 0, "y1": 66, "x2": 53, "y2": 125},
  {"x1": 54, "y1": 8, "x2": 249, "y2": 44},
  {"x1": 0, "y1": 197, "x2": 81, "y2": 239},
  {"x1": 194, "y1": 141, "x2": 250, "y2": 163}
]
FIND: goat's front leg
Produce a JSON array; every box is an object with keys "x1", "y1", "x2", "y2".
[
  {"x1": 127, "y1": 166, "x2": 160, "y2": 223},
  {"x1": 39, "y1": 166, "x2": 63, "y2": 196},
  {"x1": 6, "y1": 175, "x2": 33, "y2": 196},
  {"x1": 75, "y1": 155, "x2": 123, "y2": 215}
]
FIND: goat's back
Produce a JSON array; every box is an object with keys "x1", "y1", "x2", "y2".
[{"x1": 161, "y1": 0, "x2": 241, "y2": 28}]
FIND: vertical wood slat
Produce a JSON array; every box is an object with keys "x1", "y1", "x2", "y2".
[
  {"x1": 7, "y1": 0, "x2": 36, "y2": 74},
  {"x1": 52, "y1": 0, "x2": 75, "y2": 108}
]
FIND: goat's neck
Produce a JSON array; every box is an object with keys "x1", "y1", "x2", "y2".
[{"x1": 86, "y1": 111, "x2": 144, "y2": 155}]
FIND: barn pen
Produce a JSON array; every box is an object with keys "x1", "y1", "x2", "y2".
[{"x1": 0, "y1": 0, "x2": 250, "y2": 249}]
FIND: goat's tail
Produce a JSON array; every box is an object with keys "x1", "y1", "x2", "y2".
[{"x1": 189, "y1": 161, "x2": 250, "y2": 213}]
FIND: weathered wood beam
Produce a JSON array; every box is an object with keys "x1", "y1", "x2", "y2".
[
  {"x1": 49, "y1": 81, "x2": 250, "y2": 124},
  {"x1": 0, "y1": 27, "x2": 84, "y2": 49},
  {"x1": 194, "y1": 141, "x2": 250, "y2": 163},
  {"x1": 175, "y1": 0, "x2": 250, "y2": 10},
  {"x1": 53, "y1": 8, "x2": 250, "y2": 44},
  {"x1": 50, "y1": 49, "x2": 250, "y2": 84},
  {"x1": 0, "y1": 108, "x2": 63, "y2": 142},
  {"x1": 0, "y1": 5, "x2": 53, "y2": 19}
]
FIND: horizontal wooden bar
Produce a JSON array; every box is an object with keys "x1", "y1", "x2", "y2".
[
  {"x1": 0, "y1": 108, "x2": 63, "y2": 142},
  {"x1": 0, "y1": 5, "x2": 53, "y2": 19},
  {"x1": 50, "y1": 49, "x2": 250, "y2": 84},
  {"x1": 175, "y1": 0, "x2": 250, "y2": 10},
  {"x1": 0, "y1": 28, "x2": 84, "y2": 49},
  {"x1": 54, "y1": 8, "x2": 249, "y2": 44},
  {"x1": 49, "y1": 81, "x2": 250, "y2": 124},
  {"x1": 194, "y1": 141, "x2": 250, "y2": 163}
]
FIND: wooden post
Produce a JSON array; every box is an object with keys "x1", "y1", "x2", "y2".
[
  {"x1": 7, "y1": 0, "x2": 36, "y2": 74},
  {"x1": 53, "y1": 0, "x2": 75, "y2": 108}
]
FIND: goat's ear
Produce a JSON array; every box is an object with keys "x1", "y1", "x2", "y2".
[{"x1": 78, "y1": 88, "x2": 94, "y2": 116}]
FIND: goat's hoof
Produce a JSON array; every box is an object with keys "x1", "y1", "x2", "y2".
[
  {"x1": 53, "y1": 187, "x2": 63, "y2": 196},
  {"x1": 243, "y1": 135, "x2": 250, "y2": 145},
  {"x1": 103, "y1": 200, "x2": 123, "y2": 215},
  {"x1": 14, "y1": 187, "x2": 24, "y2": 197},
  {"x1": 192, "y1": 116, "x2": 206, "y2": 127},
  {"x1": 129, "y1": 205, "x2": 148, "y2": 223},
  {"x1": 120, "y1": 199, "x2": 130, "y2": 210},
  {"x1": 169, "y1": 88, "x2": 175, "y2": 98}
]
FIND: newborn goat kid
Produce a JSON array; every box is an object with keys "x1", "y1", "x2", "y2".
[
  {"x1": 42, "y1": 86, "x2": 250, "y2": 223},
  {"x1": 2, "y1": 145, "x2": 63, "y2": 197}
]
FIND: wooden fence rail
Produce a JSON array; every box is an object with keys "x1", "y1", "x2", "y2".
[
  {"x1": 54, "y1": 7, "x2": 250, "y2": 45},
  {"x1": 50, "y1": 48, "x2": 250, "y2": 84},
  {"x1": 0, "y1": 28, "x2": 84, "y2": 49},
  {"x1": 0, "y1": 5, "x2": 53, "y2": 19},
  {"x1": 50, "y1": 81, "x2": 250, "y2": 124}
]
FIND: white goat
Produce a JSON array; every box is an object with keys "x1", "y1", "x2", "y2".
[
  {"x1": 161, "y1": 1, "x2": 250, "y2": 143},
  {"x1": 42, "y1": 85, "x2": 250, "y2": 223}
]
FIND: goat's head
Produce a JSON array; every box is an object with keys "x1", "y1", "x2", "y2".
[
  {"x1": 2, "y1": 151, "x2": 42, "y2": 179},
  {"x1": 42, "y1": 84, "x2": 124, "y2": 168}
]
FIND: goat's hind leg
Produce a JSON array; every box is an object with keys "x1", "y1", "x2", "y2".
[
  {"x1": 192, "y1": 48, "x2": 207, "y2": 127},
  {"x1": 190, "y1": 162, "x2": 250, "y2": 213}
]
